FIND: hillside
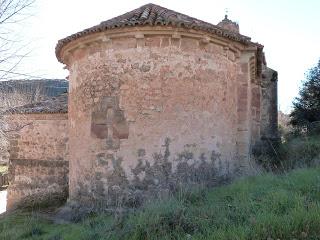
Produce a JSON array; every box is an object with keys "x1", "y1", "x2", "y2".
[
  {"x1": 0, "y1": 167, "x2": 320, "y2": 240},
  {"x1": 0, "y1": 79, "x2": 68, "y2": 111}
]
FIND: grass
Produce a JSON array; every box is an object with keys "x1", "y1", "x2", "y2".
[
  {"x1": 280, "y1": 134, "x2": 320, "y2": 169},
  {"x1": 1, "y1": 167, "x2": 320, "y2": 240}
]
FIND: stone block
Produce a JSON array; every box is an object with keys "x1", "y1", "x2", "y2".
[
  {"x1": 180, "y1": 38, "x2": 198, "y2": 52},
  {"x1": 145, "y1": 37, "x2": 161, "y2": 47},
  {"x1": 161, "y1": 37, "x2": 170, "y2": 48}
]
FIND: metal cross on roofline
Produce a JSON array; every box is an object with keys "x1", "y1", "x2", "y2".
[{"x1": 224, "y1": 8, "x2": 229, "y2": 19}]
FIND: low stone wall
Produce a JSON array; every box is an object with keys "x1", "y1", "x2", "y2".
[
  {"x1": 7, "y1": 113, "x2": 68, "y2": 161},
  {"x1": 0, "y1": 79, "x2": 68, "y2": 165},
  {"x1": 7, "y1": 159, "x2": 68, "y2": 209},
  {"x1": 5, "y1": 113, "x2": 69, "y2": 210}
]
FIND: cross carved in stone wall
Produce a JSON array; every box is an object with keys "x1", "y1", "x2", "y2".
[{"x1": 91, "y1": 96, "x2": 129, "y2": 150}]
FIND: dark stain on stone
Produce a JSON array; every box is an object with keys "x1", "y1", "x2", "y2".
[
  {"x1": 184, "y1": 143, "x2": 196, "y2": 148},
  {"x1": 140, "y1": 64, "x2": 151, "y2": 72},
  {"x1": 131, "y1": 63, "x2": 139, "y2": 69},
  {"x1": 95, "y1": 180, "x2": 105, "y2": 196},
  {"x1": 109, "y1": 157, "x2": 128, "y2": 186},
  {"x1": 80, "y1": 139, "x2": 232, "y2": 210},
  {"x1": 128, "y1": 139, "x2": 231, "y2": 209},
  {"x1": 131, "y1": 159, "x2": 145, "y2": 178},
  {"x1": 106, "y1": 154, "x2": 113, "y2": 159},
  {"x1": 137, "y1": 149, "x2": 146, "y2": 157},
  {"x1": 178, "y1": 150, "x2": 194, "y2": 161},
  {"x1": 163, "y1": 137, "x2": 171, "y2": 161},
  {"x1": 210, "y1": 150, "x2": 221, "y2": 162},
  {"x1": 96, "y1": 153, "x2": 108, "y2": 166},
  {"x1": 95, "y1": 172, "x2": 102, "y2": 180}
]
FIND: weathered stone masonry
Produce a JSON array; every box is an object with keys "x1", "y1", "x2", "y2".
[
  {"x1": 261, "y1": 66, "x2": 278, "y2": 140},
  {"x1": 5, "y1": 96, "x2": 68, "y2": 209},
  {"x1": 0, "y1": 79, "x2": 67, "y2": 164},
  {"x1": 66, "y1": 34, "x2": 240, "y2": 205},
  {"x1": 54, "y1": 3, "x2": 277, "y2": 207},
  {"x1": 5, "y1": 3, "x2": 278, "y2": 209}
]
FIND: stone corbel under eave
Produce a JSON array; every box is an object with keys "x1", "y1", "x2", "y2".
[
  {"x1": 135, "y1": 33, "x2": 145, "y2": 48},
  {"x1": 59, "y1": 27, "x2": 249, "y2": 68}
]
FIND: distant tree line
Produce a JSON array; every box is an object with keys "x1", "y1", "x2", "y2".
[{"x1": 290, "y1": 59, "x2": 320, "y2": 134}]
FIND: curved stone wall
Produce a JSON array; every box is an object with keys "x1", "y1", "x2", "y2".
[{"x1": 64, "y1": 28, "x2": 242, "y2": 206}]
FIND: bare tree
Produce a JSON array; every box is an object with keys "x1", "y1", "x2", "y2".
[
  {"x1": 0, "y1": 0, "x2": 35, "y2": 80},
  {"x1": 0, "y1": 0, "x2": 35, "y2": 164}
]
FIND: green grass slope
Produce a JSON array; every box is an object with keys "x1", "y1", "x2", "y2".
[{"x1": 1, "y1": 167, "x2": 320, "y2": 240}]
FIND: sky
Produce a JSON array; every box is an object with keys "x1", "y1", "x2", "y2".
[{"x1": 14, "y1": 0, "x2": 320, "y2": 113}]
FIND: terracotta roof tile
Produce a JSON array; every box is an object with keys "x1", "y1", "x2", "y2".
[{"x1": 56, "y1": 3, "x2": 258, "y2": 62}]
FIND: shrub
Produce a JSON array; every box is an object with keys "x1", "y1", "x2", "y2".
[
  {"x1": 255, "y1": 134, "x2": 320, "y2": 171},
  {"x1": 290, "y1": 59, "x2": 320, "y2": 133}
]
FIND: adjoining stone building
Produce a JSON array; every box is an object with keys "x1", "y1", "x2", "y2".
[
  {"x1": 0, "y1": 79, "x2": 68, "y2": 164},
  {"x1": 5, "y1": 94, "x2": 68, "y2": 209},
  {"x1": 6, "y1": 3, "x2": 278, "y2": 210}
]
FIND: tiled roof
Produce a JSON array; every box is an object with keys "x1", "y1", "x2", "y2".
[
  {"x1": 7, "y1": 93, "x2": 68, "y2": 114},
  {"x1": 56, "y1": 3, "x2": 259, "y2": 62}
]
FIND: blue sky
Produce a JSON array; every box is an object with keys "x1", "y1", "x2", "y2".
[{"x1": 18, "y1": 0, "x2": 320, "y2": 113}]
